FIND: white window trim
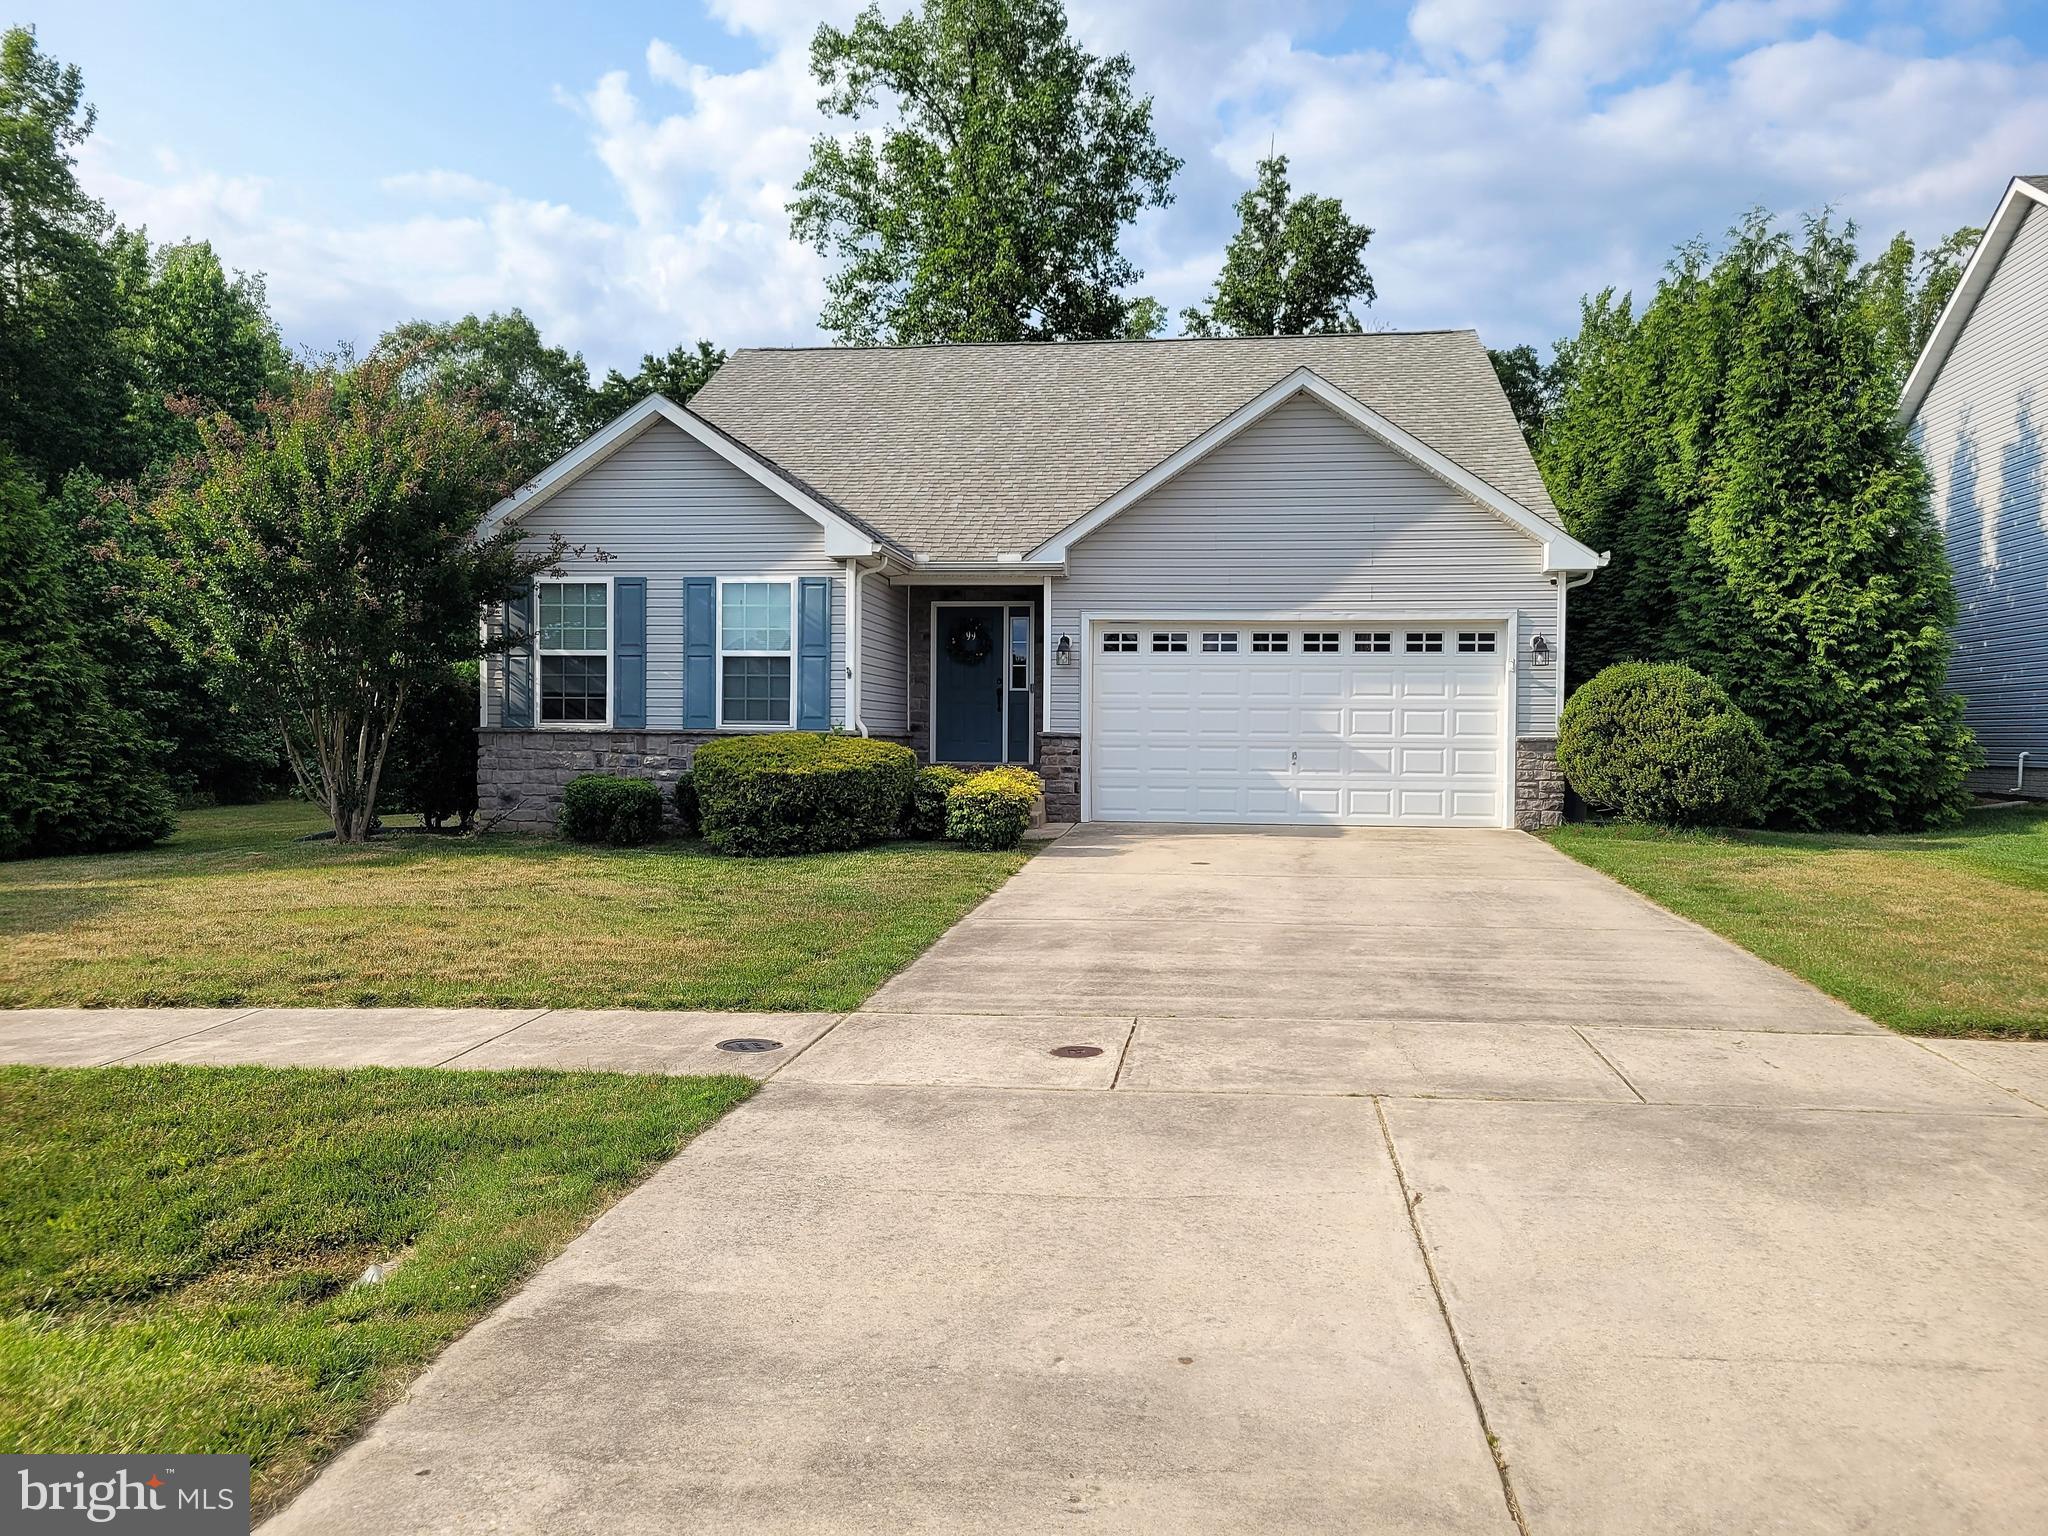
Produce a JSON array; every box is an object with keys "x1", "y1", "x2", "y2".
[
  {"x1": 535, "y1": 575, "x2": 613, "y2": 731},
  {"x1": 715, "y1": 576, "x2": 799, "y2": 731}
]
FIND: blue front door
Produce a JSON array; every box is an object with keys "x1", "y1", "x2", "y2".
[{"x1": 934, "y1": 605, "x2": 1005, "y2": 762}]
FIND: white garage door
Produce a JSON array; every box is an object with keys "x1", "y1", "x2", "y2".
[{"x1": 1089, "y1": 623, "x2": 1509, "y2": 827}]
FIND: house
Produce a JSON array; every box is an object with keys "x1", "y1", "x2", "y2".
[
  {"x1": 1899, "y1": 174, "x2": 2048, "y2": 797},
  {"x1": 476, "y1": 332, "x2": 1607, "y2": 831}
]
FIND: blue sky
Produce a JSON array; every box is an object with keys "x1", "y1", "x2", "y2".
[{"x1": 42, "y1": 0, "x2": 2048, "y2": 374}]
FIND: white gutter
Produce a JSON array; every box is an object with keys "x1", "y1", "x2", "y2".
[{"x1": 844, "y1": 554, "x2": 887, "y2": 737}]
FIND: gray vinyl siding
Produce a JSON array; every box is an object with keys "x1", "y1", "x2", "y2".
[
  {"x1": 1048, "y1": 392, "x2": 1560, "y2": 735},
  {"x1": 482, "y1": 419, "x2": 844, "y2": 729},
  {"x1": 1908, "y1": 198, "x2": 2048, "y2": 768},
  {"x1": 859, "y1": 572, "x2": 909, "y2": 733}
]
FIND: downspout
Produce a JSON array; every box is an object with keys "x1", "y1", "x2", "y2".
[
  {"x1": 1557, "y1": 565, "x2": 1602, "y2": 702},
  {"x1": 2020, "y1": 752, "x2": 2032, "y2": 794},
  {"x1": 845, "y1": 553, "x2": 887, "y2": 737}
]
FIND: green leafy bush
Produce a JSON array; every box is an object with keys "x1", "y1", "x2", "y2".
[
  {"x1": 557, "y1": 774, "x2": 664, "y2": 846},
  {"x1": 907, "y1": 765, "x2": 969, "y2": 838},
  {"x1": 0, "y1": 456, "x2": 175, "y2": 859},
  {"x1": 1557, "y1": 663, "x2": 1772, "y2": 828},
  {"x1": 379, "y1": 663, "x2": 479, "y2": 829},
  {"x1": 945, "y1": 767, "x2": 1043, "y2": 851},
  {"x1": 672, "y1": 769, "x2": 700, "y2": 837},
  {"x1": 693, "y1": 733, "x2": 916, "y2": 855}
]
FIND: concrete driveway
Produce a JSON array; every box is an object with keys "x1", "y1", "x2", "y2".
[{"x1": 272, "y1": 827, "x2": 2048, "y2": 1535}]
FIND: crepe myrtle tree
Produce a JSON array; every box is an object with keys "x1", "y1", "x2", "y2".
[{"x1": 150, "y1": 353, "x2": 580, "y2": 842}]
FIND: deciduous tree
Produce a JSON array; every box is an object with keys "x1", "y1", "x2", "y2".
[
  {"x1": 150, "y1": 357, "x2": 564, "y2": 842},
  {"x1": 374, "y1": 310, "x2": 596, "y2": 481},
  {"x1": 788, "y1": 0, "x2": 1180, "y2": 344},
  {"x1": 1181, "y1": 155, "x2": 1373, "y2": 337},
  {"x1": 588, "y1": 339, "x2": 725, "y2": 422},
  {"x1": 0, "y1": 26, "x2": 128, "y2": 481}
]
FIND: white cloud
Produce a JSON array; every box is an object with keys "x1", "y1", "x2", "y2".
[
  {"x1": 1690, "y1": 0, "x2": 1844, "y2": 53},
  {"x1": 72, "y1": 1, "x2": 2048, "y2": 372},
  {"x1": 380, "y1": 170, "x2": 506, "y2": 203}
]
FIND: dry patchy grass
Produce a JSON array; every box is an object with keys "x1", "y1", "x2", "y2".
[{"x1": 0, "y1": 802, "x2": 1028, "y2": 1010}]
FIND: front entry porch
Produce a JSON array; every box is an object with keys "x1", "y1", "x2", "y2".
[{"x1": 906, "y1": 586, "x2": 1043, "y2": 767}]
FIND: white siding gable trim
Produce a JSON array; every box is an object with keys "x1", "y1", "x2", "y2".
[
  {"x1": 1899, "y1": 176, "x2": 2048, "y2": 425},
  {"x1": 479, "y1": 393, "x2": 890, "y2": 558},
  {"x1": 1024, "y1": 367, "x2": 1606, "y2": 573}
]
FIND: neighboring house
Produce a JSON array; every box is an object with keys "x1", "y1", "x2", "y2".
[
  {"x1": 1900, "y1": 174, "x2": 2048, "y2": 797},
  {"x1": 476, "y1": 333, "x2": 1606, "y2": 831}
]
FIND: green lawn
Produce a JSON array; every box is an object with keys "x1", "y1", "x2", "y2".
[
  {"x1": 0, "y1": 1064, "x2": 753, "y2": 1514},
  {"x1": 1547, "y1": 804, "x2": 2048, "y2": 1038},
  {"x1": 0, "y1": 801, "x2": 1028, "y2": 1009}
]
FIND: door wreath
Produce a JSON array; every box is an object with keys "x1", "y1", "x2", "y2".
[{"x1": 946, "y1": 617, "x2": 994, "y2": 664}]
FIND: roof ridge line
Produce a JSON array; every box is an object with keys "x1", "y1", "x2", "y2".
[{"x1": 727, "y1": 330, "x2": 1481, "y2": 356}]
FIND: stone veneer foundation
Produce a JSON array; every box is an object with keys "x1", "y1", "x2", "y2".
[
  {"x1": 478, "y1": 729, "x2": 717, "y2": 835},
  {"x1": 1515, "y1": 738, "x2": 1565, "y2": 830},
  {"x1": 1035, "y1": 733, "x2": 1081, "y2": 822},
  {"x1": 481, "y1": 727, "x2": 1564, "y2": 833}
]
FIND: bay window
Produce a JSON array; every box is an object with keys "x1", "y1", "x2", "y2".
[{"x1": 719, "y1": 579, "x2": 794, "y2": 726}]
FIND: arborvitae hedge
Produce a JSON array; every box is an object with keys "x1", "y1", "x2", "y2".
[{"x1": 1538, "y1": 216, "x2": 1975, "y2": 831}]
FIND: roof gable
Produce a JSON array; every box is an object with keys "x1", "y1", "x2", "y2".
[
  {"x1": 1027, "y1": 368, "x2": 1604, "y2": 572},
  {"x1": 689, "y1": 331, "x2": 1563, "y2": 561},
  {"x1": 1898, "y1": 175, "x2": 2048, "y2": 424},
  {"x1": 478, "y1": 394, "x2": 899, "y2": 558}
]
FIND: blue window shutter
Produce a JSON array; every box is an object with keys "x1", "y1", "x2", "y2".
[
  {"x1": 503, "y1": 582, "x2": 535, "y2": 728},
  {"x1": 683, "y1": 578, "x2": 716, "y2": 729},
  {"x1": 612, "y1": 578, "x2": 646, "y2": 728},
  {"x1": 797, "y1": 576, "x2": 831, "y2": 731}
]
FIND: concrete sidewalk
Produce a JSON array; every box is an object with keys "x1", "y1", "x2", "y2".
[{"x1": 0, "y1": 1006, "x2": 842, "y2": 1076}]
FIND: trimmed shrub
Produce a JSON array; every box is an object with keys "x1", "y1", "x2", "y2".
[
  {"x1": 557, "y1": 774, "x2": 664, "y2": 846},
  {"x1": 907, "y1": 765, "x2": 969, "y2": 839},
  {"x1": 672, "y1": 769, "x2": 700, "y2": 837},
  {"x1": 1556, "y1": 663, "x2": 1773, "y2": 827},
  {"x1": 945, "y1": 767, "x2": 1043, "y2": 851},
  {"x1": 693, "y1": 733, "x2": 916, "y2": 855}
]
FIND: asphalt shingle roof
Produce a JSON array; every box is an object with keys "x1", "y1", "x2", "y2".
[{"x1": 688, "y1": 331, "x2": 1559, "y2": 560}]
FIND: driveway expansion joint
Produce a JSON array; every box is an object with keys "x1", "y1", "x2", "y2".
[
  {"x1": 1571, "y1": 1025, "x2": 1648, "y2": 1103},
  {"x1": 1372, "y1": 1094, "x2": 1532, "y2": 1536}
]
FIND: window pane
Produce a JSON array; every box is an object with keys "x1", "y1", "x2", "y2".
[
  {"x1": 722, "y1": 656, "x2": 792, "y2": 724},
  {"x1": 541, "y1": 655, "x2": 607, "y2": 721},
  {"x1": 1010, "y1": 615, "x2": 1030, "y2": 689},
  {"x1": 540, "y1": 582, "x2": 607, "y2": 651},
  {"x1": 721, "y1": 582, "x2": 791, "y2": 652}
]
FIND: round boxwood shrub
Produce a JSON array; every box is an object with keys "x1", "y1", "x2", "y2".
[
  {"x1": 945, "y1": 767, "x2": 1043, "y2": 851},
  {"x1": 693, "y1": 733, "x2": 916, "y2": 855},
  {"x1": 906, "y1": 764, "x2": 969, "y2": 839},
  {"x1": 557, "y1": 773, "x2": 665, "y2": 846},
  {"x1": 1557, "y1": 662, "x2": 1773, "y2": 827}
]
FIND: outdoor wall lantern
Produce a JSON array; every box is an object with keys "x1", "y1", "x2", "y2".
[
  {"x1": 1530, "y1": 634, "x2": 1551, "y2": 665},
  {"x1": 1055, "y1": 634, "x2": 1074, "y2": 668}
]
